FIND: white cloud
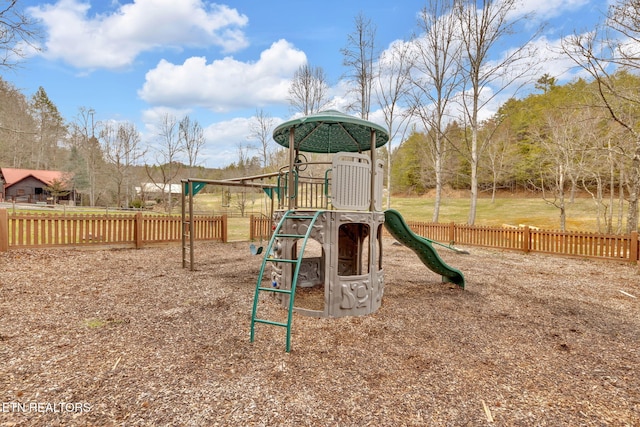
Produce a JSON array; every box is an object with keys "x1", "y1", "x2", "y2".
[
  {"x1": 138, "y1": 39, "x2": 307, "y2": 111},
  {"x1": 509, "y1": 0, "x2": 592, "y2": 21},
  {"x1": 527, "y1": 34, "x2": 599, "y2": 83},
  {"x1": 201, "y1": 117, "x2": 255, "y2": 167},
  {"x1": 140, "y1": 105, "x2": 191, "y2": 136},
  {"x1": 27, "y1": 0, "x2": 249, "y2": 70}
]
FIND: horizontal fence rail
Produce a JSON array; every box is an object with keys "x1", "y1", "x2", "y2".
[{"x1": 0, "y1": 209, "x2": 227, "y2": 250}]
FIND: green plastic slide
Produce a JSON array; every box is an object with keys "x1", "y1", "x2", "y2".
[{"x1": 384, "y1": 209, "x2": 465, "y2": 289}]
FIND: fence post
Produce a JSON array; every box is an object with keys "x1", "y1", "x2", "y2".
[
  {"x1": 523, "y1": 225, "x2": 531, "y2": 253},
  {"x1": 135, "y1": 212, "x2": 143, "y2": 249},
  {"x1": 222, "y1": 214, "x2": 228, "y2": 243},
  {"x1": 630, "y1": 231, "x2": 639, "y2": 264},
  {"x1": 449, "y1": 222, "x2": 455, "y2": 243},
  {"x1": 0, "y1": 209, "x2": 8, "y2": 252}
]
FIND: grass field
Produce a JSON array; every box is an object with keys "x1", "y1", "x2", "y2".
[{"x1": 387, "y1": 193, "x2": 628, "y2": 232}]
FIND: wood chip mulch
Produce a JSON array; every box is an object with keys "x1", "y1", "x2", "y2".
[{"x1": 1, "y1": 240, "x2": 639, "y2": 426}]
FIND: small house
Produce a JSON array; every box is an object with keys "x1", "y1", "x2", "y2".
[
  {"x1": 0, "y1": 167, "x2": 76, "y2": 204},
  {"x1": 135, "y1": 182, "x2": 182, "y2": 204}
]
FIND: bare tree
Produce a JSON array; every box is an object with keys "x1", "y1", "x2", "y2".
[
  {"x1": 531, "y1": 109, "x2": 588, "y2": 231},
  {"x1": 288, "y1": 64, "x2": 330, "y2": 116},
  {"x1": 101, "y1": 121, "x2": 145, "y2": 207},
  {"x1": 410, "y1": 0, "x2": 462, "y2": 221},
  {"x1": 248, "y1": 108, "x2": 276, "y2": 170},
  {"x1": 0, "y1": 0, "x2": 40, "y2": 69},
  {"x1": 456, "y1": 0, "x2": 540, "y2": 225},
  {"x1": 231, "y1": 142, "x2": 260, "y2": 216},
  {"x1": 68, "y1": 107, "x2": 104, "y2": 206},
  {"x1": 0, "y1": 78, "x2": 36, "y2": 167},
  {"x1": 562, "y1": 0, "x2": 640, "y2": 233},
  {"x1": 375, "y1": 40, "x2": 413, "y2": 209},
  {"x1": 179, "y1": 115, "x2": 205, "y2": 170},
  {"x1": 234, "y1": 142, "x2": 260, "y2": 176},
  {"x1": 478, "y1": 113, "x2": 519, "y2": 202},
  {"x1": 341, "y1": 12, "x2": 377, "y2": 119},
  {"x1": 580, "y1": 125, "x2": 624, "y2": 234},
  {"x1": 146, "y1": 113, "x2": 184, "y2": 213}
]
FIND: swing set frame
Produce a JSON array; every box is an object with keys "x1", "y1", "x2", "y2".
[{"x1": 181, "y1": 173, "x2": 278, "y2": 271}]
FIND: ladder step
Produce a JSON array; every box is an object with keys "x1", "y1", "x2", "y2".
[
  {"x1": 276, "y1": 233, "x2": 305, "y2": 238},
  {"x1": 257, "y1": 287, "x2": 292, "y2": 294},
  {"x1": 253, "y1": 319, "x2": 287, "y2": 328},
  {"x1": 287, "y1": 215, "x2": 315, "y2": 219},
  {"x1": 266, "y1": 258, "x2": 297, "y2": 264}
]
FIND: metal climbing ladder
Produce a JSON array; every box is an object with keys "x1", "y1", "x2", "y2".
[{"x1": 250, "y1": 210, "x2": 324, "y2": 352}]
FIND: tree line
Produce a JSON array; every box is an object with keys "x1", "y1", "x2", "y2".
[{"x1": 391, "y1": 73, "x2": 639, "y2": 234}]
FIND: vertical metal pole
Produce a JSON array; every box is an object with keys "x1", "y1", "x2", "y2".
[
  {"x1": 369, "y1": 129, "x2": 377, "y2": 282},
  {"x1": 288, "y1": 127, "x2": 296, "y2": 210},
  {"x1": 189, "y1": 180, "x2": 195, "y2": 271},
  {"x1": 270, "y1": 190, "x2": 275, "y2": 238},
  {"x1": 370, "y1": 129, "x2": 376, "y2": 212},
  {"x1": 181, "y1": 180, "x2": 186, "y2": 268}
]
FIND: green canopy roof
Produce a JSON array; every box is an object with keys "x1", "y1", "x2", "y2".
[{"x1": 272, "y1": 110, "x2": 389, "y2": 153}]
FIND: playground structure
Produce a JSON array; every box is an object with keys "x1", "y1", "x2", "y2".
[{"x1": 181, "y1": 110, "x2": 465, "y2": 352}]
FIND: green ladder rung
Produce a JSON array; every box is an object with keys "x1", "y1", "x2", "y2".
[
  {"x1": 253, "y1": 319, "x2": 287, "y2": 328},
  {"x1": 266, "y1": 258, "x2": 297, "y2": 264},
  {"x1": 275, "y1": 233, "x2": 306, "y2": 238},
  {"x1": 257, "y1": 287, "x2": 292, "y2": 294},
  {"x1": 287, "y1": 215, "x2": 315, "y2": 219}
]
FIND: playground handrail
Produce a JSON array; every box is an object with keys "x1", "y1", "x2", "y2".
[{"x1": 276, "y1": 161, "x2": 332, "y2": 210}]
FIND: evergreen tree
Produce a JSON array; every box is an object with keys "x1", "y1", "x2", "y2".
[{"x1": 30, "y1": 87, "x2": 67, "y2": 169}]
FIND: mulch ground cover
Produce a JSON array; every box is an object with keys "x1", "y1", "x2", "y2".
[{"x1": 1, "y1": 240, "x2": 638, "y2": 426}]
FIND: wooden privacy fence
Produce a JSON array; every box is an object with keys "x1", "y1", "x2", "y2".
[
  {"x1": 250, "y1": 214, "x2": 273, "y2": 243},
  {"x1": 0, "y1": 209, "x2": 227, "y2": 251},
  {"x1": 407, "y1": 220, "x2": 639, "y2": 263},
  {"x1": 2, "y1": 207, "x2": 638, "y2": 264},
  {"x1": 248, "y1": 216, "x2": 639, "y2": 263}
]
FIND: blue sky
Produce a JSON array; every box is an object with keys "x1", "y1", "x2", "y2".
[{"x1": 4, "y1": 0, "x2": 607, "y2": 168}]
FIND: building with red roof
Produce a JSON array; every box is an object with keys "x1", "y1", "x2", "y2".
[{"x1": 0, "y1": 168, "x2": 76, "y2": 204}]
